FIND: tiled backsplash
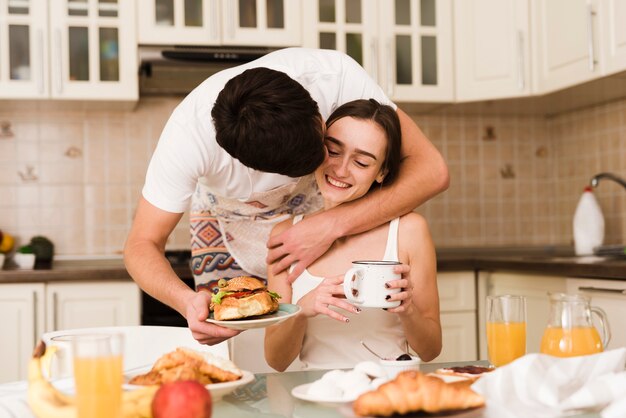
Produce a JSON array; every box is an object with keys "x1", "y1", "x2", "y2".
[{"x1": 0, "y1": 97, "x2": 625, "y2": 255}]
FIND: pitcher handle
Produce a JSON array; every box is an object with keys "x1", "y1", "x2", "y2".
[
  {"x1": 591, "y1": 306, "x2": 611, "y2": 349},
  {"x1": 343, "y1": 267, "x2": 363, "y2": 304}
]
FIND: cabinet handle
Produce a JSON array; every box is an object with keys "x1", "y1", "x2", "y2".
[
  {"x1": 227, "y1": 0, "x2": 235, "y2": 40},
  {"x1": 37, "y1": 29, "x2": 44, "y2": 94},
  {"x1": 53, "y1": 292, "x2": 58, "y2": 330},
  {"x1": 386, "y1": 40, "x2": 394, "y2": 97},
  {"x1": 517, "y1": 30, "x2": 525, "y2": 91},
  {"x1": 54, "y1": 29, "x2": 63, "y2": 94},
  {"x1": 211, "y1": 0, "x2": 219, "y2": 41},
  {"x1": 578, "y1": 286, "x2": 626, "y2": 295},
  {"x1": 586, "y1": 3, "x2": 596, "y2": 72},
  {"x1": 370, "y1": 38, "x2": 378, "y2": 84},
  {"x1": 33, "y1": 291, "x2": 38, "y2": 344}
]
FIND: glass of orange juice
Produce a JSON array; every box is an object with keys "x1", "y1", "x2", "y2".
[
  {"x1": 486, "y1": 295, "x2": 526, "y2": 367},
  {"x1": 72, "y1": 333, "x2": 124, "y2": 418}
]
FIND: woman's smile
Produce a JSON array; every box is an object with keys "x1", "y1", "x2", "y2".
[{"x1": 325, "y1": 175, "x2": 351, "y2": 189}]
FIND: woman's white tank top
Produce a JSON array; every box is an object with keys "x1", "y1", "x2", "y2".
[{"x1": 290, "y1": 216, "x2": 406, "y2": 370}]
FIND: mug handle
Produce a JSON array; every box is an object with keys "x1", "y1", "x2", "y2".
[
  {"x1": 591, "y1": 306, "x2": 611, "y2": 349},
  {"x1": 40, "y1": 345, "x2": 60, "y2": 380},
  {"x1": 343, "y1": 267, "x2": 363, "y2": 304}
]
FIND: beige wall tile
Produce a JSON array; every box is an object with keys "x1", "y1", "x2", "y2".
[{"x1": 1, "y1": 96, "x2": 625, "y2": 255}]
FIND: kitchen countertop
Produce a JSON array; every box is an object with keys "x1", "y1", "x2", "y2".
[{"x1": 1, "y1": 246, "x2": 626, "y2": 283}]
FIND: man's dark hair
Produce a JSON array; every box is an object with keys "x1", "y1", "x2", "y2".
[
  {"x1": 325, "y1": 99, "x2": 403, "y2": 188},
  {"x1": 211, "y1": 68, "x2": 326, "y2": 177}
]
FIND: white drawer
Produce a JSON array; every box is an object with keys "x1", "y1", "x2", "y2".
[{"x1": 438, "y1": 272, "x2": 476, "y2": 312}]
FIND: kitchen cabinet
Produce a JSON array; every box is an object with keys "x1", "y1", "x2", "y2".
[
  {"x1": 0, "y1": 283, "x2": 45, "y2": 384},
  {"x1": 0, "y1": 281, "x2": 139, "y2": 383},
  {"x1": 45, "y1": 281, "x2": 140, "y2": 331},
  {"x1": 600, "y1": 0, "x2": 626, "y2": 76},
  {"x1": 0, "y1": 0, "x2": 48, "y2": 98},
  {"x1": 301, "y1": 0, "x2": 454, "y2": 102},
  {"x1": 0, "y1": 0, "x2": 137, "y2": 100},
  {"x1": 478, "y1": 271, "x2": 567, "y2": 359},
  {"x1": 433, "y1": 272, "x2": 477, "y2": 362},
  {"x1": 531, "y1": 0, "x2": 601, "y2": 94},
  {"x1": 567, "y1": 278, "x2": 626, "y2": 351},
  {"x1": 454, "y1": 0, "x2": 531, "y2": 101},
  {"x1": 137, "y1": 0, "x2": 301, "y2": 47}
]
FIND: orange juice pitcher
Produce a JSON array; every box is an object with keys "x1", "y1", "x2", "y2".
[{"x1": 540, "y1": 293, "x2": 610, "y2": 357}]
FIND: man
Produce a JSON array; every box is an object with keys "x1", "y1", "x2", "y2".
[{"x1": 124, "y1": 48, "x2": 449, "y2": 346}]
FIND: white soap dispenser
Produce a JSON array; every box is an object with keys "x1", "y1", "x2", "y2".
[{"x1": 573, "y1": 186, "x2": 605, "y2": 256}]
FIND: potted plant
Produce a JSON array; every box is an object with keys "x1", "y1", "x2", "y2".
[{"x1": 14, "y1": 245, "x2": 36, "y2": 269}]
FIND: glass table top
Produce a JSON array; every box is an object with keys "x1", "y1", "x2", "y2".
[{"x1": 213, "y1": 361, "x2": 601, "y2": 418}]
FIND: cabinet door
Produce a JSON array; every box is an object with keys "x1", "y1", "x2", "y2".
[
  {"x1": 137, "y1": 0, "x2": 221, "y2": 45},
  {"x1": 434, "y1": 312, "x2": 477, "y2": 362},
  {"x1": 601, "y1": 0, "x2": 626, "y2": 75},
  {"x1": 0, "y1": 0, "x2": 49, "y2": 98},
  {"x1": 0, "y1": 283, "x2": 45, "y2": 383},
  {"x1": 531, "y1": 0, "x2": 601, "y2": 93},
  {"x1": 221, "y1": 0, "x2": 301, "y2": 46},
  {"x1": 435, "y1": 272, "x2": 477, "y2": 362},
  {"x1": 478, "y1": 272, "x2": 567, "y2": 359},
  {"x1": 377, "y1": 0, "x2": 453, "y2": 102},
  {"x1": 567, "y1": 278, "x2": 626, "y2": 351},
  {"x1": 48, "y1": 0, "x2": 137, "y2": 100},
  {"x1": 301, "y1": 0, "x2": 379, "y2": 82},
  {"x1": 454, "y1": 0, "x2": 531, "y2": 101},
  {"x1": 46, "y1": 281, "x2": 140, "y2": 331}
]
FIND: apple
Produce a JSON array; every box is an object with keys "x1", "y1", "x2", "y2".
[{"x1": 152, "y1": 380, "x2": 212, "y2": 418}]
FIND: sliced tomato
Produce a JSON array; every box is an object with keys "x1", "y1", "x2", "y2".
[{"x1": 224, "y1": 290, "x2": 254, "y2": 299}]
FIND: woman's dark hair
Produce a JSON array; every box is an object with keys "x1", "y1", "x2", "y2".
[
  {"x1": 325, "y1": 99, "x2": 402, "y2": 188},
  {"x1": 211, "y1": 68, "x2": 326, "y2": 177}
]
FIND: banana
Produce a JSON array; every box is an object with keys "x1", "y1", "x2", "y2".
[{"x1": 27, "y1": 341, "x2": 159, "y2": 418}]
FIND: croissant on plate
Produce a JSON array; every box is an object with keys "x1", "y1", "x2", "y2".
[{"x1": 353, "y1": 370, "x2": 485, "y2": 417}]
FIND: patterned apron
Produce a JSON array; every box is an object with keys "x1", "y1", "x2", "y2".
[{"x1": 190, "y1": 174, "x2": 322, "y2": 293}]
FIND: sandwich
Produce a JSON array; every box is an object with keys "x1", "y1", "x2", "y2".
[{"x1": 210, "y1": 276, "x2": 281, "y2": 320}]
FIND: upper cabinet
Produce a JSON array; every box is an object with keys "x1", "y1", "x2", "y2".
[
  {"x1": 531, "y1": 0, "x2": 601, "y2": 94},
  {"x1": 137, "y1": 0, "x2": 301, "y2": 47},
  {"x1": 454, "y1": 0, "x2": 531, "y2": 102},
  {"x1": 0, "y1": 0, "x2": 49, "y2": 98},
  {"x1": 302, "y1": 0, "x2": 454, "y2": 103},
  {"x1": 0, "y1": 0, "x2": 137, "y2": 100},
  {"x1": 600, "y1": 0, "x2": 626, "y2": 76}
]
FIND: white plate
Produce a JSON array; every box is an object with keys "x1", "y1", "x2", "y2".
[
  {"x1": 291, "y1": 383, "x2": 356, "y2": 406},
  {"x1": 124, "y1": 369, "x2": 255, "y2": 401},
  {"x1": 206, "y1": 303, "x2": 301, "y2": 330}
]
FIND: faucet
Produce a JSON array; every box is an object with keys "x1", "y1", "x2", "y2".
[{"x1": 590, "y1": 172, "x2": 626, "y2": 190}]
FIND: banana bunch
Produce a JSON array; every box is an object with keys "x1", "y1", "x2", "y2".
[{"x1": 27, "y1": 341, "x2": 159, "y2": 418}]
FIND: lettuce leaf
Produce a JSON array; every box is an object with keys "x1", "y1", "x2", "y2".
[
  {"x1": 268, "y1": 291, "x2": 281, "y2": 301},
  {"x1": 211, "y1": 290, "x2": 233, "y2": 305}
]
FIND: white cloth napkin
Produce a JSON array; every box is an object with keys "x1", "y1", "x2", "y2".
[
  {"x1": 0, "y1": 377, "x2": 76, "y2": 418},
  {"x1": 471, "y1": 348, "x2": 626, "y2": 418}
]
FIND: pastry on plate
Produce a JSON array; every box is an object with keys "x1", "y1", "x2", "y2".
[
  {"x1": 129, "y1": 347, "x2": 242, "y2": 386},
  {"x1": 353, "y1": 370, "x2": 485, "y2": 417}
]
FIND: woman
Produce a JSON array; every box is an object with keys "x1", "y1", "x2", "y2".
[{"x1": 264, "y1": 99, "x2": 441, "y2": 371}]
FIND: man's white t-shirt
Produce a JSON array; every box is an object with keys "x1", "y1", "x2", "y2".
[{"x1": 142, "y1": 47, "x2": 396, "y2": 213}]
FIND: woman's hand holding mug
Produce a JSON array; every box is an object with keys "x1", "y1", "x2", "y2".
[{"x1": 298, "y1": 275, "x2": 360, "y2": 322}]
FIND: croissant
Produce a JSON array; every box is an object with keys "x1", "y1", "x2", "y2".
[{"x1": 353, "y1": 370, "x2": 485, "y2": 417}]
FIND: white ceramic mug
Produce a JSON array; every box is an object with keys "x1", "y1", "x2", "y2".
[
  {"x1": 343, "y1": 261, "x2": 401, "y2": 308},
  {"x1": 44, "y1": 334, "x2": 75, "y2": 379}
]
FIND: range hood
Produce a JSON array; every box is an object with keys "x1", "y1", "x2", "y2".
[{"x1": 138, "y1": 45, "x2": 277, "y2": 96}]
